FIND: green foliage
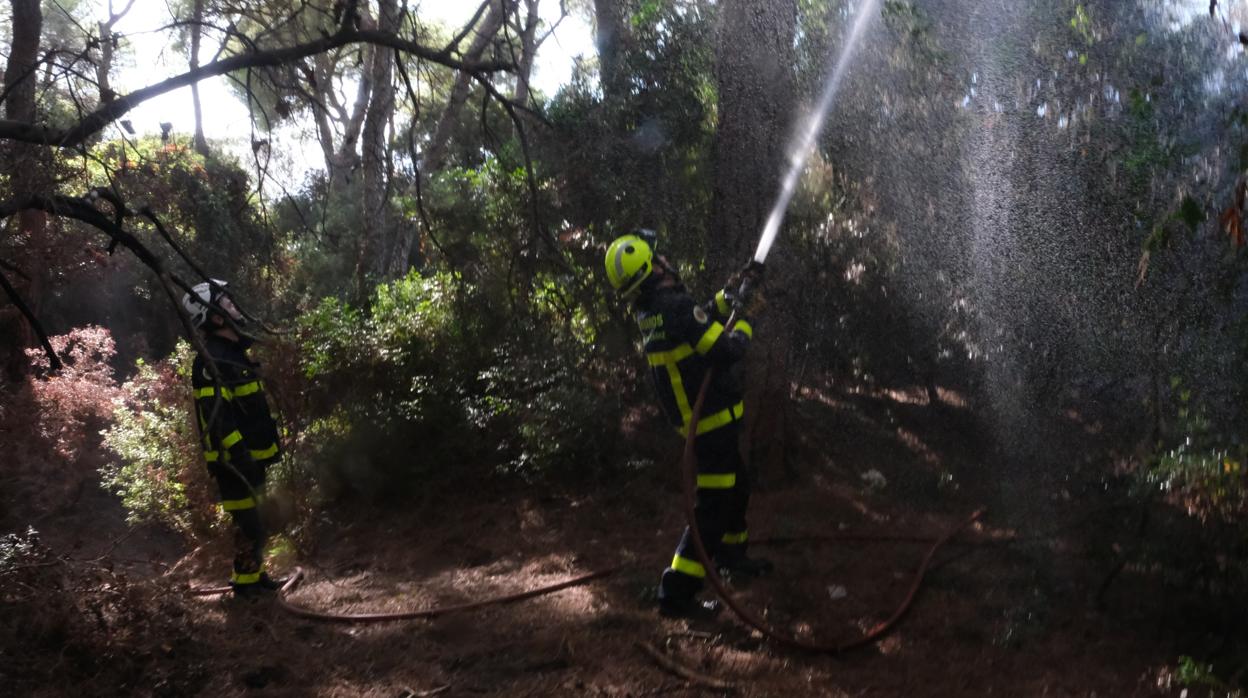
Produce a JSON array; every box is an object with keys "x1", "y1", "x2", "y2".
[
  {"x1": 272, "y1": 174, "x2": 368, "y2": 309},
  {"x1": 1145, "y1": 377, "x2": 1248, "y2": 524},
  {"x1": 1175, "y1": 656, "x2": 1226, "y2": 691},
  {"x1": 472, "y1": 347, "x2": 616, "y2": 481},
  {"x1": 546, "y1": 0, "x2": 715, "y2": 262},
  {"x1": 1177, "y1": 195, "x2": 1207, "y2": 232},
  {"x1": 882, "y1": 1, "x2": 935, "y2": 44},
  {"x1": 1069, "y1": 4, "x2": 1095, "y2": 46},
  {"x1": 89, "y1": 138, "x2": 276, "y2": 295},
  {"x1": 100, "y1": 342, "x2": 216, "y2": 537},
  {"x1": 1142, "y1": 196, "x2": 1209, "y2": 253},
  {"x1": 0, "y1": 528, "x2": 41, "y2": 575},
  {"x1": 296, "y1": 268, "x2": 617, "y2": 496}
]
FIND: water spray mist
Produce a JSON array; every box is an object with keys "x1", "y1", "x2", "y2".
[{"x1": 752, "y1": 0, "x2": 880, "y2": 264}]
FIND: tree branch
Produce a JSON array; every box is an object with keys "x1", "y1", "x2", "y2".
[
  {"x1": 0, "y1": 28, "x2": 516, "y2": 149},
  {"x1": 0, "y1": 264, "x2": 61, "y2": 371},
  {"x1": 0, "y1": 193, "x2": 258, "y2": 343}
]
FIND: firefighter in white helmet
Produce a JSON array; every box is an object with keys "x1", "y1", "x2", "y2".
[{"x1": 183, "y1": 280, "x2": 283, "y2": 597}]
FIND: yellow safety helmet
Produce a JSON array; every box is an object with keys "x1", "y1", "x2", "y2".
[{"x1": 604, "y1": 233, "x2": 655, "y2": 298}]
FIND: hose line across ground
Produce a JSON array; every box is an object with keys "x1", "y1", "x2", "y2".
[
  {"x1": 185, "y1": 513, "x2": 982, "y2": 632},
  {"x1": 275, "y1": 565, "x2": 624, "y2": 622},
  {"x1": 188, "y1": 565, "x2": 625, "y2": 622}
]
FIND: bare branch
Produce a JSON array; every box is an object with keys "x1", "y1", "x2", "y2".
[
  {"x1": 0, "y1": 28, "x2": 516, "y2": 149},
  {"x1": 0, "y1": 192, "x2": 262, "y2": 340},
  {"x1": 443, "y1": 0, "x2": 493, "y2": 55},
  {"x1": 0, "y1": 265, "x2": 61, "y2": 372}
]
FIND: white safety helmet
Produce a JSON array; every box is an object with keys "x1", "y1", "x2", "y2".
[{"x1": 182, "y1": 279, "x2": 240, "y2": 328}]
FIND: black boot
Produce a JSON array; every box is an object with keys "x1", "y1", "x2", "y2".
[
  {"x1": 658, "y1": 596, "x2": 722, "y2": 620},
  {"x1": 230, "y1": 581, "x2": 274, "y2": 599},
  {"x1": 257, "y1": 572, "x2": 286, "y2": 591}
]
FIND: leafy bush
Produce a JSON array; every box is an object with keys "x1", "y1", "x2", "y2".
[
  {"x1": 100, "y1": 341, "x2": 217, "y2": 538},
  {"x1": 0, "y1": 327, "x2": 121, "y2": 517},
  {"x1": 473, "y1": 346, "x2": 618, "y2": 482},
  {"x1": 24, "y1": 326, "x2": 120, "y2": 460},
  {"x1": 1144, "y1": 377, "x2": 1248, "y2": 523},
  {"x1": 296, "y1": 269, "x2": 619, "y2": 496},
  {"x1": 296, "y1": 271, "x2": 491, "y2": 497}
]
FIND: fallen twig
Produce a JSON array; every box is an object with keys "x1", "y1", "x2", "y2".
[
  {"x1": 399, "y1": 685, "x2": 451, "y2": 697},
  {"x1": 637, "y1": 641, "x2": 734, "y2": 692}
]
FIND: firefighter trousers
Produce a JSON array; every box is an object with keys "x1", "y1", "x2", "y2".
[
  {"x1": 658, "y1": 422, "x2": 751, "y2": 603},
  {"x1": 208, "y1": 459, "x2": 269, "y2": 587}
]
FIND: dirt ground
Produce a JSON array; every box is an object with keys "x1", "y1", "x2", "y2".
[{"x1": 1, "y1": 380, "x2": 1223, "y2": 697}]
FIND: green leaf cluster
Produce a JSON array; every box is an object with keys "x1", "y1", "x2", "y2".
[{"x1": 100, "y1": 342, "x2": 216, "y2": 537}]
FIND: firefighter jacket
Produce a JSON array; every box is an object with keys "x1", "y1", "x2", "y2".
[
  {"x1": 192, "y1": 333, "x2": 282, "y2": 468},
  {"x1": 634, "y1": 284, "x2": 753, "y2": 437}
]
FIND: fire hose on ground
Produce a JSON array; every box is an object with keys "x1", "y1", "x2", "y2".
[{"x1": 187, "y1": 497, "x2": 982, "y2": 646}]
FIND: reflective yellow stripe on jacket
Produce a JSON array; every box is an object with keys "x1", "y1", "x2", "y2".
[
  {"x1": 221, "y1": 497, "x2": 256, "y2": 512},
  {"x1": 250, "y1": 444, "x2": 279, "y2": 461},
  {"x1": 648, "y1": 344, "x2": 695, "y2": 425},
  {"x1": 194, "y1": 380, "x2": 262, "y2": 401},
  {"x1": 205, "y1": 445, "x2": 278, "y2": 463},
  {"x1": 695, "y1": 322, "x2": 724, "y2": 355}
]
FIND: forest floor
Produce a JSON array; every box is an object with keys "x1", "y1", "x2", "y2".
[{"x1": 1, "y1": 377, "x2": 1229, "y2": 697}]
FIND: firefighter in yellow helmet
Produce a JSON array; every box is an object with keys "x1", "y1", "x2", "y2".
[{"x1": 605, "y1": 230, "x2": 771, "y2": 619}]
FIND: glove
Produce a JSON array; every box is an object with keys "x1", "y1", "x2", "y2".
[
  {"x1": 724, "y1": 261, "x2": 765, "y2": 298},
  {"x1": 735, "y1": 261, "x2": 765, "y2": 308}
]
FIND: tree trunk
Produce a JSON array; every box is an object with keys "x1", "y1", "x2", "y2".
[
  {"x1": 424, "y1": 0, "x2": 507, "y2": 172},
  {"x1": 513, "y1": 0, "x2": 541, "y2": 105},
  {"x1": 3, "y1": 0, "x2": 45, "y2": 378},
  {"x1": 710, "y1": 0, "x2": 798, "y2": 483},
  {"x1": 336, "y1": 46, "x2": 374, "y2": 181},
  {"x1": 710, "y1": 0, "x2": 796, "y2": 264},
  {"x1": 189, "y1": 0, "x2": 209, "y2": 156},
  {"x1": 593, "y1": 0, "x2": 628, "y2": 100},
  {"x1": 356, "y1": 0, "x2": 399, "y2": 287}
]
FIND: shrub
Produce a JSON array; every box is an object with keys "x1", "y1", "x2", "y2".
[
  {"x1": 24, "y1": 326, "x2": 120, "y2": 461},
  {"x1": 100, "y1": 341, "x2": 216, "y2": 538},
  {"x1": 473, "y1": 346, "x2": 618, "y2": 482},
  {"x1": 1, "y1": 327, "x2": 121, "y2": 517},
  {"x1": 1144, "y1": 377, "x2": 1248, "y2": 524},
  {"x1": 296, "y1": 271, "x2": 491, "y2": 497},
  {"x1": 295, "y1": 269, "x2": 620, "y2": 496}
]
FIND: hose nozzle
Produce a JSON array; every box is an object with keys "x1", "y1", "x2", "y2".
[{"x1": 734, "y1": 261, "x2": 766, "y2": 311}]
